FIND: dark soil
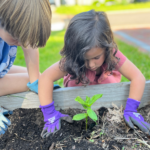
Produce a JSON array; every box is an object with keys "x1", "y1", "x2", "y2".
[{"x1": 0, "y1": 104, "x2": 150, "y2": 150}]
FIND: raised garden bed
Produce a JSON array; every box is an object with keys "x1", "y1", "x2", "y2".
[
  {"x1": 0, "y1": 81, "x2": 150, "y2": 111},
  {"x1": 1, "y1": 104, "x2": 150, "y2": 150},
  {"x1": 0, "y1": 81, "x2": 150, "y2": 150}
]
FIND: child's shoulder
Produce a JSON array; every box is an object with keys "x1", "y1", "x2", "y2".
[{"x1": 115, "y1": 49, "x2": 126, "y2": 59}]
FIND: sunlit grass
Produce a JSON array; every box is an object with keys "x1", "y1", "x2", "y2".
[
  {"x1": 56, "y1": 2, "x2": 150, "y2": 15},
  {"x1": 116, "y1": 39, "x2": 150, "y2": 82}
]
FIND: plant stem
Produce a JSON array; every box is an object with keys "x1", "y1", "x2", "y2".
[{"x1": 86, "y1": 116, "x2": 88, "y2": 131}]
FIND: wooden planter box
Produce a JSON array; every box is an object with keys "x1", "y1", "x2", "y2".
[{"x1": 0, "y1": 81, "x2": 150, "y2": 111}]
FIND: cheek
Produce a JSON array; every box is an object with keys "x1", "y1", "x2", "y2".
[{"x1": 96, "y1": 56, "x2": 105, "y2": 66}]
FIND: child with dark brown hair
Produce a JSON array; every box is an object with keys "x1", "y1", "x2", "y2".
[{"x1": 39, "y1": 10, "x2": 150, "y2": 138}]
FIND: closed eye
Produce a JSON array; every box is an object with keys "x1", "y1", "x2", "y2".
[{"x1": 94, "y1": 56, "x2": 101, "y2": 59}]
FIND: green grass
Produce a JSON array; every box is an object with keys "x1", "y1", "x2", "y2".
[
  {"x1": 116, "y1": 39, "x2": 150, "y2": 82},
  {"x1": 14, "y1": 30, "x2": 150, "y2": 86},
  {"x1": 56, "y1": 2, "x2": 150, "y2": 15},
  {"x1": 15, "y1": 30, "x2": 65, "y2": 73}
]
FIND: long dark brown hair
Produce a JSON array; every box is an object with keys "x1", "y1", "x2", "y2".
[{"x1": 60, "y1": 10, "x2": 119, "y2": 85}]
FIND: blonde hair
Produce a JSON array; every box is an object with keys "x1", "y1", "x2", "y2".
[{"x1": 0, "y1": 0, "x2": 52, "y2": 48}]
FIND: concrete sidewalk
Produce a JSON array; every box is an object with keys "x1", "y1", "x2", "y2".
[
  {"x1": 114, "y1": 28, "x2": 150, "y2": 53},
  {"x1": 51, "y1": 8, "x2": 150, "y2": 30}
]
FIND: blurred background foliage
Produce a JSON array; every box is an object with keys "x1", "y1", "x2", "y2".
[{"x1": 56, "y1": 1, "x2": 150, "y2": 14}]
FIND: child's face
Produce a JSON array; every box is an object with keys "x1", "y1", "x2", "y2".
[
  {"x1": 0, "y1": 27, "x2": 21, "y2": 46},
  {"x1": 85, "y1": 47, "x2": 105, "y2": 71}
]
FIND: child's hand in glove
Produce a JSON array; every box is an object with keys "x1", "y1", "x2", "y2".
[
  {"x1": 124, "y1": 98, "x2": 150, "y2": 135},
  {"x1": 40, "y1": 101, "x2": 73, "y2": 138},
  {"x1": 0, "y1": 107, "x2": 12, "y2": 135}
]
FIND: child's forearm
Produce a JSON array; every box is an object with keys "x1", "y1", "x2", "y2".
[
  {"x1": 118, "y1": 59, "x2": 145, "y2": 102},
  {"x1": 22, "y1": 47, "x2": 40, "y2": 83},
  {"x1": 38, "y1": 62, "x2": 66, "y2": 105},
  {"x1": 38, "y1": 72, "x2": 53, "y2": 106},
  {"x1": 128, "y1": 74, "x2": 145, "y2": 101}
]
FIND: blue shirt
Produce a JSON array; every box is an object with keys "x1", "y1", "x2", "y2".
[{"x1": 0, "y1": 38, "x2": 17, "y2": 78}]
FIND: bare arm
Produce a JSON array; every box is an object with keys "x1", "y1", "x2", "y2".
[
  {"x1": 118, "y1": 59, "x2": 145, "y2": 101},
  {"x1": 38, "y1": 61, "x2": 67, "y2": 106},
  {"x1": 22, "y1": 46, "x2": 40, "y2": 83}
]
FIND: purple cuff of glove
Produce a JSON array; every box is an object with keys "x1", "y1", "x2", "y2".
[
  {"x1": 40, "y1": 102, "x2": 57, "y2": 122},
  {"x1": 124, "y1": 98, "x2": 140, "y2": 112},
  {"x1": 40, "y1": 102, "x2": 55, "y2": 113},
  {"x1": 40, "y1": 101, "x2": 54, "y2": 109}
]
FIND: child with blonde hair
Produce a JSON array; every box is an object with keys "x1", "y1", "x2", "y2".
[
  {"x1": 38, "y1": 10, "x2": 150, "y2": 138},
  {"x1": 0, "y1": 0, "x2": 52, "y2": 135}
]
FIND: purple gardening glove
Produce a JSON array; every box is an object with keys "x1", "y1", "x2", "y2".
[
  {"x1": 40, "y1": 101, "x2": 73, "y2": 138},
  {"x1": 124, "y1": 98, "x2": 150, "y2": 135}
]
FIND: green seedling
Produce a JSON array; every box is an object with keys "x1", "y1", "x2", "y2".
[
  {"x1": 89, "y1": 139, "x2": 94, "y2": 143},
  {"x1": 122, "y1": 147, "x2": 125, "y2": 150},
  {"x1": 132, "y1": 144, "x2": 137, "y2": 149},
  {"x1": 72, "y1": 94, "x2": 103, "y2": 131},
  {"x1": 99, "y1": 130, "x2": 105, "y2": 137},
  {"x1": 89, "y1": 131, "x2": 95, "y2": 142}
]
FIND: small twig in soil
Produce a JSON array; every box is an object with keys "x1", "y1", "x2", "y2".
[
  {"x1": 134, "y1": 129, "x2": 144, "y2": 141},
  {"x1": 56, "y1": 146, "x2": 66, "y2": 150},
  {"x1": 112, "y1": 145, "x2": 119, "y2": 150},
  {"x1": 59, "y1": 135, "x2": 72, "y2": 142},
  {"x1": 114, "y1": 137, "x2": 150, "y2": 149},
  {"x1": 14, "y1": 133, "x2": 33, "y2": 142},
  {"x1": 137, "y1": 139, "x2": 150, "y2": 148},
  {"x1": 55, "y1": 142, "x2": 66, "y2": 150},
  {"x1": 49, "y1": 142, "x2": 55, "y2": 150},
  {"x1": 114, "y1": 137, "x2": 137, "y2": 140},
  {"x1": 73, "y1": 136, "x2": 82, "y2": 143},
  {"x1": 89, "y1": 128, "x2": 103, "y2": 140}
]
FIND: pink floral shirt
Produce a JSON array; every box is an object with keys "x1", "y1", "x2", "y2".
[{"x1": 64, "y1": 50, "x2": 126, "y2": 87}]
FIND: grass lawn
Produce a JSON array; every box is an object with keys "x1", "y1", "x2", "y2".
[
  {"x1": 14, "y1": 30, "x2": 150, "y2": 86},
  {"x1": 117, "y1": 40, "x2": 150, "y2": 82},
  {"x1": 56, "y1": 2, "x2": 150, "y2": 15}
]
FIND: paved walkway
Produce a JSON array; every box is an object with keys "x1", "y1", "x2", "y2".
[
  {"x1": 114, "y1": 28, "x2": 150, "y2": 53},
  {"x1": 51, "y1": 8, "x2": 150, "y2": 30}
]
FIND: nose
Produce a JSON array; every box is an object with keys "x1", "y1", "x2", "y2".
[{"x1": 88, "y1": 60, "x2": 95, "y2": 69}]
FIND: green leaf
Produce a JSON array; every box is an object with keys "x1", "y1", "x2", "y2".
[
  {"x1": 122, "y1": 147, "x2": 125, "y2": 150},
  {"x1": 89, "y1": 139, "x2": 94, "y2": 142},
  {"x1": 82, "y1": 104, "x2": 90, "y2": 110},
  {"x1": 99, "y1": 130, "x2": 104, "y2": 136},
  {"x1": 87, "y1": 108, "x2": 98, "y2": 121},
  {"x1": 85, "y1": 96, "x2": 90, "y2": 104},
  {"x1": 89, "y1": 94, "x2": 103, "y2": 106},
  {"x1": 72, "y1": 113, "x2": 88, "y2": 121},
  {"x1": 75, "y1": 96, "x2": 86, "y2": 105}
]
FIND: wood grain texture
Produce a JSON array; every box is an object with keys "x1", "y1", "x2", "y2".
[{"x1": 0, "y1": 81, "x2": 150, "y2": 111}]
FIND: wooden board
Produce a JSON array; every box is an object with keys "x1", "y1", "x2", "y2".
[{"x1": 0, "y1": 81, "x2": 150, "y2": 111}]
